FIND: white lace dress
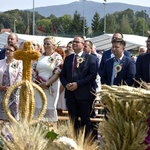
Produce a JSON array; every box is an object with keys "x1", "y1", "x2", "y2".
[{"x1": 34, "y1": 52, "x2": 62, "y2": 121}]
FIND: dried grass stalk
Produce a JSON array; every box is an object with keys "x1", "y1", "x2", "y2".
[{"x1": 97, "y1": 85, "x2": 150, "y2": 150}]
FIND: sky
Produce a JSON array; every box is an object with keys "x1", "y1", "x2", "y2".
[{"x1": 1, "y1": 0, "x2": 150, "y2": 12}]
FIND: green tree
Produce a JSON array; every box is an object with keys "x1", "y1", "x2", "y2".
[
  {"x1": 36, "y1": 19, "x2": 52, "y2": 33},
  {"x1": 68, "y1": 11, "x2": 84, "y2": 35},
  {"x1": 91, "y1": 12, "x2": 101, "y2": 35},
  {"x1": 0, "y1": 24, "x2": 4, "y2": 30},
  {"x1": 58, "y1": 15, "x2": 72, "y2": 34},
  {"x1": 103, "y1": 14, "x2": 118, "y2": 33},
  {"x1": 134, "y1": 18, "x2": 144, "y2": 35},
  {"x1": 48, "y1": 14, "x2": 59, "y2": 35},
  {"x1": 119, "y1": 15, "x2": 133, "y2": 34}
]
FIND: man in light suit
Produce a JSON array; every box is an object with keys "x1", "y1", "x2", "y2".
[
  {"x1": 60, "y1": 36, "x2": 97, "y2": 138},
  {"x1": 99, "y1": 32, "x2": 131, "y2": 77},
  {"x1": 101, "y1": 38, "x2": 135, "y2": 86}
]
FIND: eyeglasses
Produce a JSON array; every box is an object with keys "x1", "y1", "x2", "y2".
[
  {"x1": 6, "y1": 49, "x2": 14, "y2": 52},
  {"x1": 67, "y1": 46, "x2": 72, "y2": 48},
  {"x1": 32, "y1": 44, "x2": 37, "y2": 46},
  {"x1": 44, "y1": 43, "x2": 51, "y2": 46},
  {"x1": 73, "y1": 41, "x2": 83, "y2": 44}
]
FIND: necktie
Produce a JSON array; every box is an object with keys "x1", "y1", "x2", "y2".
[
  {"x1": 111, "y1": 59, "x2": 120, "y2": 85},
  {"x1": 72, "y1": 55, "x2": 77, "y2": 73}
]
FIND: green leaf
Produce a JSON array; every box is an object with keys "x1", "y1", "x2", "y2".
[{"x1": 45, "y1": 131, "x2": 58, "y2": 140}]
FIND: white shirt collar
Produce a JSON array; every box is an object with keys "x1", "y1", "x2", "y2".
[{"x1": 74, "y1": 51, "x2": 83, "y2": 57}]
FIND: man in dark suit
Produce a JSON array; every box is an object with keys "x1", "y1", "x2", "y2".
[
  {"x1": 101, "y1": 38, "x2": 135, "y2": 86},
  {"x1": 99, "y1": 32, "x2": 131, "y2": 77},
  {"x1": 135, "y1": 36, "x2": 150, "y2": 86},
  {"x1": 135, "y1": 35, "x2": 150, "y2": 149},
  {"x1": 60, "y1": 36, "x2": 97, "y2": 138},
  {"x1": 83, "y1": 39, "x2": 100, "y2": 140}
]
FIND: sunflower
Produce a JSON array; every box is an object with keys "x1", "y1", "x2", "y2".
[
  {"x1": 76, "y1": 56, "x2": 85, "y2": 68},
  {"x1": 115, "y1": 64, "x2": 122, "y2": 78}
]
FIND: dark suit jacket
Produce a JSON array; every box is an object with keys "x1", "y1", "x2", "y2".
[
  {"x1": 0, "y1": 48, "x2": 5, "y2": 60},
  {"x1": 135, "y1": 53, "x2": 150, "y2": 86},
  {"x1": 98, "y1": 49, "x2": 131, "y2": 77},
  {"x1": 101, "y1": 55, "x2": 136, "y2": 86},
  {"x1": 60, "y1": 52, "x2": 97, "y2": 100}
]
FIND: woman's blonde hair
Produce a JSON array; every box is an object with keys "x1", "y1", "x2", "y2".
[{"x1": 44, "y1": 36, "x2": 56, "y2": 45}]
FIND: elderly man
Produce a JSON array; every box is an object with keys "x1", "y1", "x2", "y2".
[
  {"x1": 0, "y1": 33, "x2": 19, "y2": 60},
  {"x1": 139, "y1": 46, "x2": 147, "y2": 55}
]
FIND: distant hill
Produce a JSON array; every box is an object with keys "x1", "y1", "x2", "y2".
[{"x1": 30, "y1": 1, "x2": 150, "y2": 26}]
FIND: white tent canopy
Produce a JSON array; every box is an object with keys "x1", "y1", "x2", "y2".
[
  {"x1": 90, "y1": 34, "x2": 147, "y2": 51},
  {"x1": 0, "y1": 32, "x2": 73, "y2": 48},
  {"x1": 0, "y1": 32, "x2": 147, "y2": 51}
]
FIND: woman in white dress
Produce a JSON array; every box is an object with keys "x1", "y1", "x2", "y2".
[{"x1": 33, "y1": 36, "x2": 63, "y2": 121}]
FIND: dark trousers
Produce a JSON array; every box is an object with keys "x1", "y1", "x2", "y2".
[{"x1": 66, "y1": 97, "x2": 92, "y2": 138}]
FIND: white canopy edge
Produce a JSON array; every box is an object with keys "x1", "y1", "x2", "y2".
[
  {"x1": 89, "y1": 34, "x2": 147, "y2": 51},
  {"x1": 0, "y1": 32, "x2": 73, "y2": 48}
]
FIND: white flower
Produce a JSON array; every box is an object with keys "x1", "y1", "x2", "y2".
[
  {"x1": 57, "y1": 136, "x2": 77, "y2": 149},
  {"x1": 76, "y1": 56, "x2": 85, "y2": 68},
  {"x1": 48, "y1": 56, "x2": 54, "y2": 63},
  {"x1": 115, "y1": 64, "x2": 122, "y2": 78},
  {"x1": 11, "y1": 61, "x2": 19, "y2": 69}
]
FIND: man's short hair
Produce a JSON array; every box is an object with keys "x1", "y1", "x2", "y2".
[
  {"x1": 85, "y1": 40, "x2": 93, "y2": 47},
  {"x1": 111, "y1": 38, "x2": 126, "y2": 47}
]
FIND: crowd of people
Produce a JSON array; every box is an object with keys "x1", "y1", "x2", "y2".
[{"x1": 0, "y1": 32, "x2": 150, "y2": 144}]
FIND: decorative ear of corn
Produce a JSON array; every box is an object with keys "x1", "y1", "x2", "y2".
[{"x1": 97, "y1": 85, "x2": 150, "y2": 150}]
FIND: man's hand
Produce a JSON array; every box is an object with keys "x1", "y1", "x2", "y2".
[{"x1": 66, "y1": 82, "x2": 78, "y2": 91}]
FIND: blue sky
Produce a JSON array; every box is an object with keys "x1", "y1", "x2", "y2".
[{"x1": 1, "y1": 0, "x2": 150, "y2": 12}]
